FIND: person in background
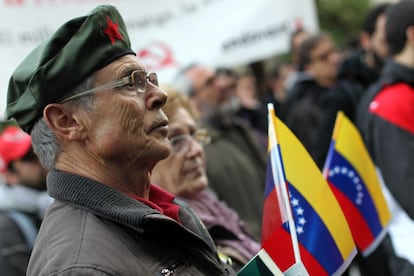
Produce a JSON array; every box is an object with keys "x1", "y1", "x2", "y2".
[
  {"x1": 214, "y1": 68, "x2": 239, "y2": 114},
  {"x1": 262, "y1": 62, "x2": 294, "y2": 120},
  {"x1": 284, "y1": 32, "x2": 364, "y2": 168},
  {"x1": 284, "y1": 28, "x2": 312, "y2": 93},
  {"x1": 335, "y1": 5, "x2": 391, "y2": 275},
  {"x1": 357, "y1": 1, "x2": 414, "y2": 275},
  {"x1": 338, "y1": 3, "x2": 390, "y2": 90},
  {"x1": 151, "y1": 87, "x2": 260, "y2": 272},
  {"x1": 284, "y1": 33, "x2": 341, "y2": 164},
  {"x1": 172, "y1": 64, "x2": 266, "y2": 241},
  {"x1": 6, "y1": 5, "x2": 235, "y2": 275},
  {"x1": 0, "y1": 124, "x2": 50, "y2": 276},
  {"x1": 234, "y1": 67, "x2": 267, "y2": 149}
]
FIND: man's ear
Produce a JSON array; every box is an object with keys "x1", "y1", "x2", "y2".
[{"x1": 43, "y1": 103, "x2": 85, "y2": 141}]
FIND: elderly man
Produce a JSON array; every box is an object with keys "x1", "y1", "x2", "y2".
[{"x1": 6, "y1": 5, "x2": 234, "y2": 275}]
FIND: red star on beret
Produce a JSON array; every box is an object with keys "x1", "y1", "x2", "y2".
[{"x1": 104, "y1": 16, "x2": 124, "y2": 44}]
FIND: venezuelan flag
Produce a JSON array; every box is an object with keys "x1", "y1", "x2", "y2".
[
  {"x1": 263, "y1": 105, "x2": 356, "y2": 275},
  {"x1": 323, "y1": 111, "x2": 391, "y2": 256}
]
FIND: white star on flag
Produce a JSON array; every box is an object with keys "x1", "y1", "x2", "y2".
[{"x1": 296, "y1": 207, "x2": 304, "y2": 215}]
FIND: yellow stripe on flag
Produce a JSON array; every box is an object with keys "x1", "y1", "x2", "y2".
[
  {"x1": 333, "y1": 112, "x2": 392, "y2": 227},
  {"x1": 273, "y1": 115, "x2": 355, "y2": 260}
]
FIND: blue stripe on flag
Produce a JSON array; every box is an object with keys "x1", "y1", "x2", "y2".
[
  {"x1": 326, "y1": 151, "x2": 383, "y2": 236},
  {"x1": 284, "y1": 183, "x2": 344, "y2": 275}
]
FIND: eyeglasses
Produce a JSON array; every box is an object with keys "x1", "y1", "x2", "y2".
[
  {"x1": 60, "y1": 69, "x2": 158, "y2": 103},
  {"x1": 169, "y1": 129, "x2": 211, "y2": 153}
]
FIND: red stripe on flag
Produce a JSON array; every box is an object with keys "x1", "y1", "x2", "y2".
[
  {"x1": 263, "y1": 227, "x2": 328, "y2": 275},
  {"x1": 299, "y1": 237, "x2": 330, "y2": 276},
  {"x1": 262, "y1": 189, "x2": 283, "y2": 243},
  {"x1": 330, "y1": 183, "x2": 376, "y2": 251},
  {"x1": 263, "y1": 227, "x2": 295, "y2": 272}
]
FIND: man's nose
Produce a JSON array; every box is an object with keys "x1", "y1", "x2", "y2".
[{"x1": 146, "y1": 85, "x2": 167, "y2": 110}]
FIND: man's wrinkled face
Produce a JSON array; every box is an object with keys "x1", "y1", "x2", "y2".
[
  {"x1": 77, "y1": 55, "x2": 171, "y2": 168},
  {"x1": 151, "y1": 107, "x2": 208, "y2": 198}
]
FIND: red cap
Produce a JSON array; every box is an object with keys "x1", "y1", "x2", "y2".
[{"x1": 0, "y1": 126, "x2": 32, "y2": 172}]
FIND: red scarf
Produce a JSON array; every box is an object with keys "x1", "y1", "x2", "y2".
[{"x1": 128, "y1": 184, "x2": 181, "y2": 223}]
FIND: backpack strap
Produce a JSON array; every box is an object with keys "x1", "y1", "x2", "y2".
[{"x1": 6, "y1": 210, "x2": 38, "y2": 250}]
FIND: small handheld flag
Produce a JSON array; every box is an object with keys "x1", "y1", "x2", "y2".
[
  {"x1": 262, "y1": 104, "x2": 356, "y2": 276},
  {"x1": 323, "y1": 111, "x2": 392, "y2": 256}
]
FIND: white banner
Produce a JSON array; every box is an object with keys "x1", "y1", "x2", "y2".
[{"x1": 0, "y1": 0, "x2": 318, "y2": 117}]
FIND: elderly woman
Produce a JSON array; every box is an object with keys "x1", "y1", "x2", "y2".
[{"x1": 151, "y1": 87, "x2": 260, "y2": 271}]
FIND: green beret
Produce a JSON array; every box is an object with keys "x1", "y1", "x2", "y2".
[{"x1": 6, "y1": 5, "x2": 135, "y2": 133}]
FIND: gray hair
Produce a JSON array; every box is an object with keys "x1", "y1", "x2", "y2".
[{"x1": 31, "y1": 76, "x2": 95, "y2": 170}]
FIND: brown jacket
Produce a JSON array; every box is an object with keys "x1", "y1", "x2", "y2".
[{"x1": 27, "y1": 170, "x2": 235, "y2": 275}]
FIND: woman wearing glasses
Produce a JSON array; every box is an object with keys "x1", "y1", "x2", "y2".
[{"x1": 151, "y1": 87, "x2": 260, "y2": 272}]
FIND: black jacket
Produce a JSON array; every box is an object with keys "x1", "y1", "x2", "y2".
[
  {"x1": 284, "y1": 76, "x2": 363, "y2": 168},
  {"x1": 0, "y1": 210, "x2": 38, "y2": 276},
  {"x1": 357, "y1": 60, "x2": 414, "y2": 220},
  {"x1": 338, "y1": 49, "x2": 382, "y2": 90},
  {"x1": 356, "y1": 59, "x2": 414, "y2": 276}
]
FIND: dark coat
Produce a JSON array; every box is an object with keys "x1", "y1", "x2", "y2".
[
  {"x1": 356, "y1": 60, "x2": 414, "y2": 276},
  {"x1": 338, "y1": 49, "x2": 382, "y2": 90},
  {"x1": 27, "y1": 170, "x2": 235, "y2": 276},
  {"x1": 0, "y1": 184, "x2": 44, "y2": 276},
  {"x1": 357, "y1": 60, "x2": 414, "y2": 220},
  {"x1": 284, "y1": 77, "x2": 327, "y2": 158},
  {"x1": 0, "y1": 210, "x2": 38, "y2": 276},
  {"x1": 284, "y1": 75, "x2": 363, "y2": 168},
  {"x1": 203, "y1": 115, "x2": 267, "y2": 241}
]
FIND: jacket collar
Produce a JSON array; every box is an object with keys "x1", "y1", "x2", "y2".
[
  {"x1": 47, "y1": 170, "x2": 162, "y2": 230},
  {"x1": 382, "y1": 60, "x2": 414, "y2": 87},
  {"x1": 47, "y1": 170, "x2": 221, "y2": 263}
]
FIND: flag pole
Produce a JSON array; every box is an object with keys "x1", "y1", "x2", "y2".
[{"x1": 267, "y1": 104, "x2": 302, "y2": 264}]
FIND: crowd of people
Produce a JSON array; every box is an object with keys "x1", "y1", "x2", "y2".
[{"x1": 1, "y1": 1, "x2": 413, "y2": 275}]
